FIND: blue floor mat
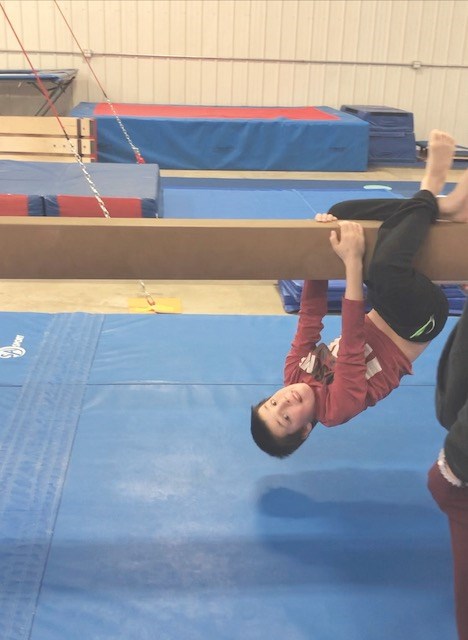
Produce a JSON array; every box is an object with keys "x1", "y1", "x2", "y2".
[
  {"x1": 0, "y1": 312, "x2": 458, "y2": 640},
  {"x1": 162, "y1": 179, "x2": 400, "y2": 219},
  {"x1": 161, "y1": 178, "x2": 458, "y2": 219}
]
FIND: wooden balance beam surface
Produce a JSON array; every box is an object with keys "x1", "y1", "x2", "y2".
[{"x1": 0, "y1": 217, "x2": 467, "y2": 282}]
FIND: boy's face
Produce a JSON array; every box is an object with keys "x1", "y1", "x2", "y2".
[{"x1": 258, "y1": 383, "x2": 315, "y2": 438}]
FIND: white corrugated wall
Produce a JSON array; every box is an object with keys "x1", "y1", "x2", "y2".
[{"x1": 0, "y1": 0, "x2": 467, "y2": 142}]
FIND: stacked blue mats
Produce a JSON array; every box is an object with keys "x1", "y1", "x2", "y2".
[
  {"x1": 340, "y1": 105, "x2": 417, "y2": 165},
  {"x1": 279, "y1": 280, "x2": 467, "y2": 316},
  {"x1": 279, "y1": 279, "x2": 369, "y2": 313},
  {"x1": 0, "y1": 310, "x2": 459, "y2": 640}
]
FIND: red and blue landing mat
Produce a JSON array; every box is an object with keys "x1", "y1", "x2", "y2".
[
  {"x1": 0, "y1": 160, "x2": 162, "y2": 217},
  {"x1": 93, "y1": 104, "x2": 340, "y2": 120},
  {"x1": 0, "y1": 193, "x2": 42, "y2": 216},
  {"x1": 0, "y1": 311, "x2": 458, "y2": 640},
  {"x1": 70, "y1": 102, "x2": 369, "y2": 171}
]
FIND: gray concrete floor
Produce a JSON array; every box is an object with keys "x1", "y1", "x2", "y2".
[{"x1": 1, "y1": 166, "x2": 464, "y2": 315}]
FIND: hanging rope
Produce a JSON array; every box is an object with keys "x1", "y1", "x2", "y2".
[
  {"x1": 0, "y1": 1, "x2": 155, "y2": 307},
  {"x1": 53, "y1": 0, "x2": 145, "y2": 165}
]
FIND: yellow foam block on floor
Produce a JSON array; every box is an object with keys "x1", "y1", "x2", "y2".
[{"x1": 127, "y1": 297, "x2": 182, "y2": 314}]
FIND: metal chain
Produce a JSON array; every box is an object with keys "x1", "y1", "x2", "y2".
[
  {"x1": 53, "y1": 0, "x2": 145, "y2": 166},
  {"x1": 104, "y1": 99, "x2": 145, "y2": 164}
]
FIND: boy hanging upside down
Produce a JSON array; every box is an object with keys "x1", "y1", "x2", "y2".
[{"x1": 251, "y1": 130, "x2": 468, "y2": 459}]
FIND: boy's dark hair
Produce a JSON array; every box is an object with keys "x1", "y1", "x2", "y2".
[{"x1": 250, "y1": 397, "x2": 316, "y2": 459}]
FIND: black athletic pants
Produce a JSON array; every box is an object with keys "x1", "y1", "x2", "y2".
[{"x1": 329, "y1": 190, "x2": 449, "y2": 342}]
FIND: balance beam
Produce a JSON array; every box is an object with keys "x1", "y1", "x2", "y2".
[{"x1": 0, "y1": 217, "x2": 467, "y2": 281}]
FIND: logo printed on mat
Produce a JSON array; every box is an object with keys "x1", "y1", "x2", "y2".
[{"x1": 0, "y1": 335, "x2": 26, "y2": 358}]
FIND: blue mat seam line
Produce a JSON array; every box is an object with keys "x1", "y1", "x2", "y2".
[
  {"x1": 0, "y1": 314, "x2": 105, "y2": 640},
  {"x1": 290, "y1": 188, "x2": 317, "y2": 215},
  {"x1": 28, "y1": 314, "x2": 105, "y2": 640}
]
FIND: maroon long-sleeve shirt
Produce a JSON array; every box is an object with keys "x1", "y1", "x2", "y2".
[{"x1": 284, "y1": 280, "x2": 412, "y2": 427}]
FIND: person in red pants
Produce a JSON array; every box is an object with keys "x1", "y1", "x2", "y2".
[{"x1": 428, "y1": 295, "x2": 468, "y2": 640}]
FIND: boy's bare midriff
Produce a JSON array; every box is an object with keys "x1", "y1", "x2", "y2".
[{"x1": 367, "y1": 309, "x2": 429, "y2": 363}]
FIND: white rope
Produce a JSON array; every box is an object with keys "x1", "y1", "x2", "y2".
[{"x1": 66, "y1": 136, "x2": 155, "y2": 305}]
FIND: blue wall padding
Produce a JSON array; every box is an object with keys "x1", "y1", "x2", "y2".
[
  {"x1": 0, "y1": 311, "x2": 459, "y2": 640},
  {"x1": 0, "y1": 160, "x2": 162, "y2": 218},
  {"x1": 70, "y1": 103, "x2": 369, "y2": 171}
]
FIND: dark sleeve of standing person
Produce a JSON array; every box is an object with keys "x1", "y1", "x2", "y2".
[
  {"x1": 429, "y1": 301, "x2": 468, "y2": 640},
  {"x1": 436, "y1": 308, "x2": 468, "y2": 483}
]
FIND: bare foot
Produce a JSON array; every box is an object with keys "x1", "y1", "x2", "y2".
[
  {"x1": 420, "y1": 130, "x2": 455, "y2": 196},
  {"x1": 438, "y1": 168, "x2": 468, "y2": 222}
]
